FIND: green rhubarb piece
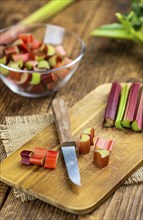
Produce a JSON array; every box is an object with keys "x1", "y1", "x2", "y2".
[
  {"x1": 30, "y1": 73, "x2": 41, "y2": 85},
  {"x1": 95, "y1": 150, "x2": 109, "y2": 158},
  {"x1": 39, "y1": 44, "x2": 46, "y2": 52},
  {"x1": 0, "y1": 56, "x2": 7, "y2": 65},
  {"x1": 25, "y1": 61, "x2": 33, "y2": 70},
  {"x1": 0, "y1": 67, "x2": 9, "y2": 75},
  {"x1": 47, "y1": 45, "x2": 55, "y2": 56},
  {"x1": 49, "y1": 55, "x2": 57, "y2": 67},
  {"x1": 8, "y1": 62, "x2": 20, "y2": 69},
  {"x1": 38, "y1": 60, "x2": 50, "y2": 69},
  {"x1": 132, "y1": 121, "x2": 142, "y2": 132},
  {"x1": 115, "y1": 85, "x2": 130, "y2": 129},
  {"x1": 80, "y1": 134, "x2": 90, "y2": 142},
  {"x1": 18, "y1": 59, "x2": 23, "y2": 68},
  {"x1": 35, "y1": 54, "x2": 46, "y2": 61}
]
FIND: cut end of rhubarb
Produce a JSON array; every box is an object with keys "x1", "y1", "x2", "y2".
[
  {"x1": 122, "y1": 119, "x2": 131, "y2": 128},
  {"x1": 115, "y1": 120, "x2": 124, "y2": 129},
  {"x1": 103, "y1": 118, "x2": 114, "y2": 127},
  {"x1": 132, "y1": 121, "x2": 142, "y2": 132},
  {"x1": 94, "y1": 150, "x2": 110, "y2": 168}
]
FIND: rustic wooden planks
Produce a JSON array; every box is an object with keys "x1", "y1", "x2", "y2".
[{"x1": 1, "y1": 83, "x2": 142, "y2": 214}]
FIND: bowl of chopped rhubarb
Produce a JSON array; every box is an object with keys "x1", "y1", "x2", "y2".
[{"x1": 0, "y1": 24, "x2": 85, "y2": 97}]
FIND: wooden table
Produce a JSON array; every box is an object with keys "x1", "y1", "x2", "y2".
[{"x1": 0, "y1": 0, "x2": 143, "y2": 219}]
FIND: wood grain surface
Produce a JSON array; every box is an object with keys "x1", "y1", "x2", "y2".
[
  {"x1": 0, "y1": 0, "x2": 143, "y2": 219},
  {"x1": 1, "y1": 84, "x2": 143, "y2": 214},
  {"x1": 52, "y1": 99, "x2": 73, "y2": 144}
]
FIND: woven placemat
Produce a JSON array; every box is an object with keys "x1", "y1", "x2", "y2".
[{"x1": 0, "y1": 113, "x2": 143, "y2": 202}]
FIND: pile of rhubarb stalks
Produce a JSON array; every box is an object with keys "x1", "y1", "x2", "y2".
[
  {"x1": 103, "y1": 82, "x2": 143, "y2": 132},
  {"x1": 0, "y1": 33, "x2": 73, "y2": 93}
]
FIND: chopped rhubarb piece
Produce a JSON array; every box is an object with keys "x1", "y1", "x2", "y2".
[
  {"x1": 47, "y1": 45, "x2": 55, "y2": 56},
  {"x1": 44, "y1": 150, "x2": 59, "y2": 169},
  {"x1": 8, "y1": 60, "x2": 23, "y2": 69},
  {"x1": 39, "y1": 44, "x2": 47, "y2": 52},
  {"x1": 13, "y1": 39, "x2": 29, "y2": 52},
  {"x1": 8, "y1": 71, "x2": 21, "y2": 82},
  {"x1": 53, "y1": 62, "x2": 70, "y2": 79},
  {"x1": 55, "y1": 45, "x2": 66, "y2": 57},
  {"x1": 94, "y1": 137, "x2": 114, "y2": 152},
  {"x1": 0, "y1": 56, "x2": 7, "y2": 65},
  {"x1": 18, "y1": 73, "x2": 32, "y2": 88},
  {"x1": 20, "y1": 150, "x2": 33, "y2": 165},
  {"x1": 29, "y1": 38, "x2": 41, "y2": 50},
  {"x1": 35, "y1": 51, "x2": 46, "y2": 61},
  {"x1": 132, "y1": 88, "x2": 143, "y2": 131},
  {"x1": 115, "y1": 85, "x2": 130, "y2": 129},
  {"x1": 41, "y1": 72, "x2": 57, "y2": 84},
  {"x1": 8, "y1": 62, "x2": 20, "y2": 69},
  {"x1": 18, "y1": 59, "x2": 23, "y2": 68},
  {"x1": 103, "y1": 82, "x2": 121, "y2": 127},
  {"x1": 19, "y1": 33, "x2": 33, "y2": 43},
  {"x1": 29, "y1": 73, "x2": 41, "y2": 85},
  {"x1": 25, "y1": 60, "x2": 38, "y2": 70},
  {"x1": 78, "y1": 134, "x2": 90, "y2": 154},
  {"x1": 12, "y1": 53, "x2": 31, "y2": 62},
  {"x1": 38, "y1": 60, "x2": 50, "y2": 69},
  {"x1": 47, "y1": 81, "x2": 58, "y2": 90},
  {"x1": 49, "y1": 55, "x2": 60, "y2": 68},
  {"x1": 83, "y1": 127, "x2": 95, "y2": 145},
  {"x1": 5, "y1": 46, "x2": 19, "y2": 55},
  {"x1": 0, "y1": 67, "x2": 9, "y2": 75},
  {"x1": 29, "y1": 147, "x2": 47, "y2": 166},
  {"x1": 122, "y1": 82, "x2": 140, "y2": 128},
  {"x1": 28, "y1": 83, "x2": 46, "y2": 94},
  {"x1": 94, "y1": 150, "x2": 110, "y2": 168}
]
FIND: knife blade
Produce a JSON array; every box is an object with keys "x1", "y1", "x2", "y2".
[{"x1": 52, "y1": 99, "x2": 81, "y2": 186}]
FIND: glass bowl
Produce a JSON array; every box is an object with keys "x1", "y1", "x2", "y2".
[{"x1": 0, "y1": 23, "x2": 85, "y2": 98}]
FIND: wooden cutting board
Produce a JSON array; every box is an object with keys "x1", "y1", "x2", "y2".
[{"x1": 0, "y1": 83, "x2": 142, "y2": 214}]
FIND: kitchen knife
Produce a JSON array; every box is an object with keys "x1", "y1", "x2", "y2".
[{"x1": 52, "y1": 99, "x2": 81, "y2": 186}]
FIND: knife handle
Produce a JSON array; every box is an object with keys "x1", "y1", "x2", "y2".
[{"x1": 52, "y1": 99, "x2": 74, "y2": 145}]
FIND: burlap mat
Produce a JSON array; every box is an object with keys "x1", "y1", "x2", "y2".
[{"x1": 0, "y1": 114, "x2": 143, "y2": 202}]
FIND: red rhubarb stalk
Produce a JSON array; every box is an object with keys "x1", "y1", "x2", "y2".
[
  {"x1": 132, "y1": 87, "x2": 143, "y2": 131},
  {"x1": 44, "y1": 150, "x2": 59, "y2": 169},
  {"x1": 122, "y1": 82, "x2": 140, "y2": 128},
  {"x1": 29, "y1": 147, "x2": 47, "y2": 165},
  {"x1": 103, "y1": 82, "x2": 121, "y2": 127},
  {"x1": 20, "y1": 150, "x2": 33, "y2": 165}
]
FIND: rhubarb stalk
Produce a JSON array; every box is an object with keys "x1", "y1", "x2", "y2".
[
  {"x1": 132, "y1": 87, "x2": 143, "y2": 131},
  {"x1": 103, "y1": 82, "x2": 121, "y2": 127},
  {"x1": 0, "y1": 0, "x2": 75, "y2": 45},
  {"x1": 115, "y1": 84, "x2": 130, "y2": 129},
  {"x1": 122, "y1": 82, "x2": 140, "y2": 128}
]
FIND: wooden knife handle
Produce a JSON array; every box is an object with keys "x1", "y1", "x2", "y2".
[{"x1": 52, "y1": 99, "x2": 74, "y2": 145}]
